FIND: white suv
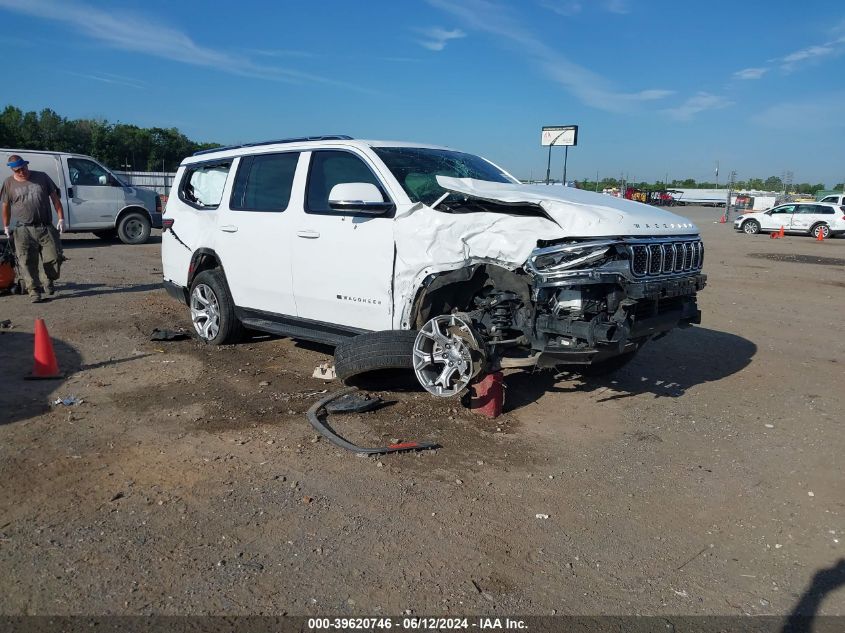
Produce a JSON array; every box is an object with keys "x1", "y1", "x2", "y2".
[
  {"x1": 161, "y1": 136, "x2": 706, "y2": 396},
  {"x1": 734, "y1": 202, "x2": 845, "y2": 238}
]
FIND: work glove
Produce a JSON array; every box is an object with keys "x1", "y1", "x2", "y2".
[
  {"x1": 56, "y1": 219, "x2": 64, "y2": 233},
  {"x1": 3, "y1": 226, "x2": 8, "y2": 238}
]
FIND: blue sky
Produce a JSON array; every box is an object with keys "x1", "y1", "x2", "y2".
[{"x1": 1, "y1": 0, "x2": 844, "y2": 186}]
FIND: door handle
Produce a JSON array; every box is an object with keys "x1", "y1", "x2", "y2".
[
  {"x1": 297, "y1": 230, "x2": 320, "y2": 239},
  {"x1": 66, "y1": 187, "x2": 73, "y2": 199},
  {"x1": 220, "y1": 225, "x2": 238, "y2": 233}
]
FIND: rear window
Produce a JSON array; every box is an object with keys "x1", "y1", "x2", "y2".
[
  {"x1": 180, "y1": 161, "x2": 232, "y2": 209},
  {"x1": 230, "y1": 152, "x2": 299, "y2": 212}
]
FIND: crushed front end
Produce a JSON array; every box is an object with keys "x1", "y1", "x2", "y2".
[{"x1": 520, "y1": 236, "x2": 706, "y2": 366}]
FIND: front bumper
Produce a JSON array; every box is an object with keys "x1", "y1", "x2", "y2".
[{"x1": 163, "y1": 279, "x2": 188, "y2": 304}]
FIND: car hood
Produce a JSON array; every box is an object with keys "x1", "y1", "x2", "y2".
[{"x1": 435, "y1": 176, "x2": 699, "y2": 237}]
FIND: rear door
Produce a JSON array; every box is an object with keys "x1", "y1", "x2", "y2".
[
  {"x1": 790, "y1": 204, "x2": 822, "y2": 233},
  {"x1": 290, "y1": 149, "x2": 395, "y2": 331},
  {"x1": 213, "y1": 152, "x2": 301, "y2": 317},
  {"x1": 63, "y1": 156, "x2": 121, "y2": 228}
]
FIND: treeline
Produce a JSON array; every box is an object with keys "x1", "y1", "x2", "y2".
[
  {"x1": 574, "y1": 176, "x2": 840, "y2": 194},
  {"x1": 0, "y1": 105, "x2": 220, "y2": 172}
]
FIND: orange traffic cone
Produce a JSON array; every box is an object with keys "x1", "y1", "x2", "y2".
[
  {"x1": 26, "y1": 318, "x2": 63, "y2": 380},
  {"x1": 778, "y1": 226, "x2": 785, "y2": 238},
  {"x1": 816, "y1": 229, "x2": 825, "y2": 242},
  {"x1": 719, "y1": 214, "x2": 726, "y2": 224}
]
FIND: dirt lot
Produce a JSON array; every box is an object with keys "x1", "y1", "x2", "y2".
[{"x1": 1, "y1": 206, "x2": 843, "y2": 617}]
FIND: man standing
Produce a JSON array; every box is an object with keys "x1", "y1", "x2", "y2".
[{"x1": 1, "y1": 155, "x2": 65, "y2": 302}]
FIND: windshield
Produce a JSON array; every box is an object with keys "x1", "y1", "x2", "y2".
[{"x1": 373, "y1": 147, "x2": 516, "y2": 205}]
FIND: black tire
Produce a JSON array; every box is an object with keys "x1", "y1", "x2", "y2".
[
  {"x1": 92, "y1": 229, "x2": 118, "y2": 241},
  {"x1": 189, "y1": 269, "x2": 243, "y2": 345},
  {"x1": 742, "y1": 219, "x2": 760, "y2": 235},
  {"x1": 811, "y1": 223, "x2": 830, "y2": 239},
  {"x1": 117, "y1": 211, "x2": 151, "y2": 245},
  {"x1": 564, "y1": 350, "x2": 639, "y2": 377},
  {"x1": 334, "y1": 330, "x2": 418, "y2": 381}
]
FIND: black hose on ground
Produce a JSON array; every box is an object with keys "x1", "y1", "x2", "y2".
[{"x1": 306, "y1": 386, "x2": 439, "y2": 455}]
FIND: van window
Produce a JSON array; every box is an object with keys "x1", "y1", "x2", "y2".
[
  {"x1": 821, "y1": 196, "x2": 838, "y2": 203},
  {"x1": 180, "y1": 161, "x2": 232, "y2": 209},
  {"x1": 306, "y1": 150, "x2": 387, "y2": 214},
  {"x1": 68, "y1": 158, "x2": 112, "y2": 186},
  {"x1": 230, "y1": 153, "x2": 299, "y2": 212}
]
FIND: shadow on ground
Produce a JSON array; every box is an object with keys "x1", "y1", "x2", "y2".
[
  {"x1": 505, "y1": 327, "x2": 757, "y2": 412},
  {"x1": 56, "y1": 281, "x2": 162, "y2": 300},
  {"x1": 60, "y1": 235, "x2": 162, "y2": 248},
  {"x1": 782, "y1": 558, "x2": 845, "y2": 632},
  {"x1": 0, "y1": 330, "x2": 82, "y2": 426}
]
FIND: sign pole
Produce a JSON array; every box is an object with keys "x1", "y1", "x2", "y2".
[
  {"x1": 563, "y1": 146, "x2": 569, "y2": 186},
  {"x1": 545, "y1": 143, "x2": 553, "y2": 185}
]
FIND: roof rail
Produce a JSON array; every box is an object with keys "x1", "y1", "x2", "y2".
[{"x1": 193, "y1": 135, "x2": 354, "y2": 156}]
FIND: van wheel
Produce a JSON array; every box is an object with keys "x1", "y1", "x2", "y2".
[
  {"x1": 117, "y1": 212, "x2": 151, "y2": 244},
  {"x1": 93, "y1": 229, "x2": 118, "y2": 241},
  {"x1": 334, "y1": 330, "x2": 418, "y2": 381},
  {"x1": 189, "y1": 269, "x2": 242, "y2": 344}
]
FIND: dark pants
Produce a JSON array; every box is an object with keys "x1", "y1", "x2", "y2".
[{"x1": 13, "y1": 225, "x2": 61, "y2": 295}]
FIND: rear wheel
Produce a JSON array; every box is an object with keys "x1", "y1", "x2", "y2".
[
  {"x1": 811, "y1": 223, "x2": 830, "y2": 239},
  {"x1": 742, "y1": 219, "x2": 761, "y2": 235},
  {"x1": 189, "y1": 269, "x2": 242, "y2": 344},
  {"x1": 117, "y1": 211, "x2": 151, "y2": 244}
]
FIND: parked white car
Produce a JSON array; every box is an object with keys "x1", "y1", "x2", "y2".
[
  {"x1": 161, "y1": 136, "x2": 706, "y2": 397},
  {"x1": 734, "y1": 202, "x2": 845, "y2": 238}
]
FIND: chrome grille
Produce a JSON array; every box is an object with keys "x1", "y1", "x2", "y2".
[{"x1": 627, "y1": 238, "x2": 703, "y2": 278}]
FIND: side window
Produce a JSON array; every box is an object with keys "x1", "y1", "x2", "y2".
[
  {"x1": 306, "y1": 150, "x2": 387, "y2": 213},
  {"x1": 821, "y1": 196, "x2": 837, "y2": 203},
  {"x1": 230, "y1": 152, "x2": 299, "y2": 212},
  {"x1": 68, "y1": 158, "x2": 111, "y2": 186},
  {"x1": 818, "y1": 206, "x2": 835, "y2": 215},
  {"x1": 180, "y1": 161, "x2": 232, "y2": 209},
  {"x1": 796, "y1": 204, "x2": 817, "y2": 215},
  {"x1": 771, "y1": 205, "x2": 794, "y2": 215}
]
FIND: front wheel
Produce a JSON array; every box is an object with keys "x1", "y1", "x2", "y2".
[
  {"x1": 189, "y1": 269, "x2": 242, "y2": 344},
  {"x1": 811, "y1": 224, "x2": 830, "y2": 239},
  {"x1": 117, "y1": 211, "x2": 151, "y2": 244},
  {"x1": 742, "y1": 219, "x2": 761, "y2": 235}
]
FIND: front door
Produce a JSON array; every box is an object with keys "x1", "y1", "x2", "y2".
[
  {"x1": 214, "y1": 153, "x2": 301, "y2": 317},
  {"x1": 765, "y1": 204, "x2": 795, "y2": 232},
  {"x1": 290, "y1": 149, "x2": 395, "y2": 331},
  {"x1": 63, "y1": 157, "x2": 122, "y2": 228}
]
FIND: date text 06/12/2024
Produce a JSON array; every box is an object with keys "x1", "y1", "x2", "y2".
[{"x1": 307, "y1": 617, "x2": 528, "y2": 630}]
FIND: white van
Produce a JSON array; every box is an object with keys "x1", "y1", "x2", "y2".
[{"x1": 1, "y1": 148, "x2": 162, "y2": 244}]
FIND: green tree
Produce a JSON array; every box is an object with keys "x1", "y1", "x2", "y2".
[{"x1": 764, "y1": 176, "x2": 783, "y2": 191}]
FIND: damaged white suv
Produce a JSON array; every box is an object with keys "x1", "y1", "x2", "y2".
[{"x1": 161, "y1": 136, "x2": 705, "y2": 397}]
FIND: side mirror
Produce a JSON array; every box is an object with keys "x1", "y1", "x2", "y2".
[
  {"x1": 328, "y1": 182, "x2": 393, "y2": 214},
  {"x1": 98, "y1": 174, "x2": 108, "y2": 185}
]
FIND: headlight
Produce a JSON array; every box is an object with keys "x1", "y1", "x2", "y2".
[{"x1": 526, "y1": 241, "x2": 614, "y2": 275}]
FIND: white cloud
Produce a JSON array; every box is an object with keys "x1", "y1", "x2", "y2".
[
  {"x1": 0, "y1": 0, "x2": 372, "y2": 93},
  {"x1": 773, "y1": 31, "x2": 845, "y2": 72},
  {"x1": 415, "y1": 27, "x2": 467, "y2": 51},
  {"x1": 733, "y1": 67, "x2": 768, "y2": 80},
  {"x1": 664, "y1": 93, "x2": 732, "y2": 121},
  {"x1": 752, "y1": 98, "x2": 845, "y2": 130},
  {"x1": 603, "y1": 0, "x2": 630, "y2": 14},
  {"x1": 427, "y1": 0, "x2": 671, "y2": 113},
  {"x1": 65, "y1": 71, "x2": 147, "y2": 90},
  {"x1": 539, "y1": 1, "x2": 582, "y2": 16}
]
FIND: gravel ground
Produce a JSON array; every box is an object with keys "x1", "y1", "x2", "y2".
[{"x1": 0, "y1": 206, "x2": 843, "y2": 616}]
